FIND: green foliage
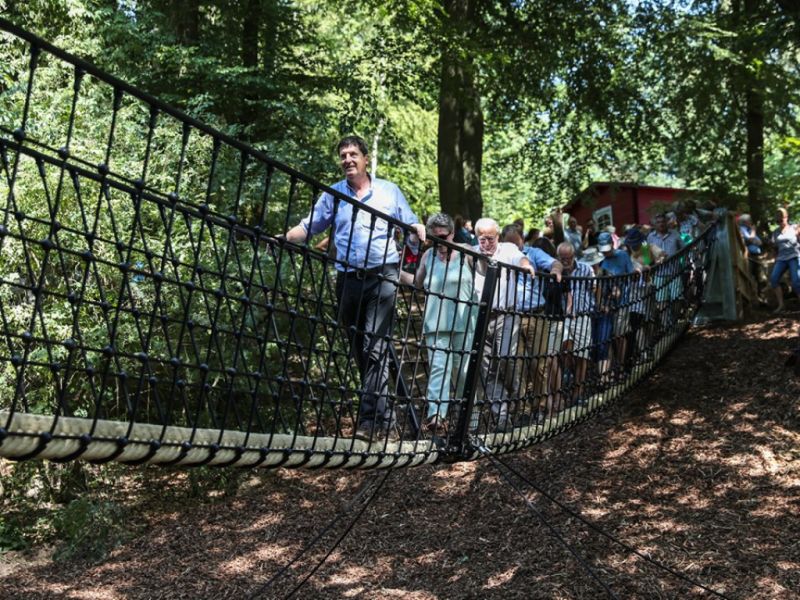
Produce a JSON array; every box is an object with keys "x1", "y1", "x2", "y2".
[
  {"x1": 0, "y1": 459, "x2": 261, "y2": 559},
  {"x1": 51, "y1": 497, "x2": 129, "y2": 562},
  {"x1": 4, "y1": 0, "x2": 800, "y2": 226}
]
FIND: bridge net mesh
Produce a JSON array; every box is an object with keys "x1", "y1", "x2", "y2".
[{"x1": 0, "y1": 19, "x2": 715, "y2": 469}]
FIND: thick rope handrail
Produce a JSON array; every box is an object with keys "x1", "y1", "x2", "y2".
[{"x1": 0, "y1": 19, "x2": 716, "y2": 469}]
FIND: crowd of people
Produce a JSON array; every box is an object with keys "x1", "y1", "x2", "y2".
[
  {"x1": 285, "y1": 134, "x2": 798, "y2": 443},
  {"x1": 404, "y1": 203, "x2": 709, "y2": 435},
  {"x1": 738, "y1": 207, "x2": 800, "y2": 313}
]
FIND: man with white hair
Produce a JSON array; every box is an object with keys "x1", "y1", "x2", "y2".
[{"x1": 473, "y1": 217, "x2": 560, "y2": 432}]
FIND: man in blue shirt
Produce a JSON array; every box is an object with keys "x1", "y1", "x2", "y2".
[
  {"x1": 646, "y1": 213, "x2": 683, "y2": 258},
  {"x1": 646, "y1": 212, "x2": 685, "y2": 328},
  {"x1": 285, "y1": 135, "x2": 425, "y2": 442},
  {"x1": 565, "y1": 217, "x2": 583, "y2": 257},
  {"x1": 597, "y1": 231, "x2": 635, "y2": 376}
]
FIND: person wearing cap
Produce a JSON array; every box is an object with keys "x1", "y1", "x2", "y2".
[
  {"x1": 544, "y1": 242, "x2": 597, "y2": 416},
  {"x1": 596, "y1": 231, "x2": 636, "y2": 378}
]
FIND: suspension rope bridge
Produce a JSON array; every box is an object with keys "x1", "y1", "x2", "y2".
[{"x1": 0, "y1": 18, "x2": 715, "y2": 471}]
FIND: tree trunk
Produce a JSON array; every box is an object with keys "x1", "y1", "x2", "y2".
[
  {"x1": 437, "y1": 0, "x2": 483, "y2": 220},
  {"x1": 744, "y1": 0, "x2": 765, "y2": 225},
  {"x1": 438, "y1": 51, "x2": 465, "y2": 217},
  {"x1": 745, "y1": 89, "x2": 765, "y2": 223},
  {"x1": 241, "y1": 0, "x2": 261, "y2": 134},
  {"x1": 460, "y1": 64, "x2": 484, "y2": 220},
  {"x1": 169, "y1": 0, "x2": 200, "y2": 45}
]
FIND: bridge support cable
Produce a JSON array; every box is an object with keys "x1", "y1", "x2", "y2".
[
  {"x1": 481, "y1": 447, "x2": 733, "y2": 599},
  {"x1": 246, "y1": 469, "x2": 390, "y2": 599},
  {"x1": 476, "y1": 444, "x2": 620, "y2": 599},
  {"x1": 0, "y1": 18, "x2": 717, "y2": 469}
]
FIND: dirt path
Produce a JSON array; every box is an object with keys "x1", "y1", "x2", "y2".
[{"x1": 1, "y1": 313, "x2": 798, "y2": 599}]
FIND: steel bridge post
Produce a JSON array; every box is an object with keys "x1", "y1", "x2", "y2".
[{"x1": 450, "y1": 260, "x2": 499, "y2": 459}]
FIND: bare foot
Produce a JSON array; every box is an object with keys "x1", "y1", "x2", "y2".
[{"x1": 773, "y1": 305, "x2": 785, "y2": 314}]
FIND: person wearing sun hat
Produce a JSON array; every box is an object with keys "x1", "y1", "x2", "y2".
[{"x1": 579, "y1": 246, "x2": 604, "y2": 268}]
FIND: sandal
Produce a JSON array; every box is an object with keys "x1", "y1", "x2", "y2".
[{"x1": 425, "y1": 415, "x2": 448, "y2": 436}]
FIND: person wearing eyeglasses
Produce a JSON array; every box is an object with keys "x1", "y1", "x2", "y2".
[
  {"x1": 473, "y1": 218, "x2": 561, "y2": 433},
  {"x1": 414, "y1": 213, "x2": 478, "y2": 436}
]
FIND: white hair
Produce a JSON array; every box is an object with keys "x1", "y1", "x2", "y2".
[{"x1": 474, "y1": 218, "x2": 499, "y2": 236}]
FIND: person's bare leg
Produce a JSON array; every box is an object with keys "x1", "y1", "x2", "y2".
[
  {"x1": 774, "y1": 285, "x2": 785, "y2": 313},
  {"x1": 574, "y1": 358, "x2": 588, "y2": 404},
  {"x1": 546, "y1": 356, "x2": 561, "y2": 415}
]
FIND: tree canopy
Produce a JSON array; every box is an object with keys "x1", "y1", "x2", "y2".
[{"x1": 2, "y1": 0, "x2": 799, "y2": 224}]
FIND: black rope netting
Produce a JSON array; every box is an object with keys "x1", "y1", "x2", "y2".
[{"x1": 0, "y1": 19, "x2": 716, "y2": 469}]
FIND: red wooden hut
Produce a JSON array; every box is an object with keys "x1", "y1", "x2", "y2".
[{"x1": 563, "y1": 182, "x2": 696, "y2": 231}]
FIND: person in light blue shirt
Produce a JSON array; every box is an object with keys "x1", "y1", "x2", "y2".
[
  {"x1": 285, "y1": 135, "x2": 425, "y2": 442},
  {"x1": 770, "y1": 207, "x2": 800, "y2": 313},
  {"x1": 646, "y1": 213, "x2": 683, "y2": 258},
  {"x1": 291, "y1": 176, "x2": 422, "y2": 272},
  {"x1": 738, "y1": 213, "x2": 762, "y2": 256},
  {"x1": 565, "y1": 216, "x2": 583, "y2": 257},
  {"x1": 414, "y1": 213, "x2": 477, "y2": 435}
]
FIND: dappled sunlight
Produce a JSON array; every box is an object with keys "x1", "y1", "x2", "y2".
[
  {"x1": 1, "y1": 317, "x2": 797, "y2": 598},
  {"x1": 485, "y1": 564, "x2": 519, "y2": 588}
]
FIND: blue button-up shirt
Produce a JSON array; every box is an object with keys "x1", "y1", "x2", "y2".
[
  {"x1": 300, "y1": 177, "x2": 419, "y2": 271},
  {"x1": 517, "y1": 246, "x2": 557, "y2": 310},
  {"x1": 566, "y1": 261, "x2": 596, "y2": 314},
  {"x1": 600, "y1": 249, "x2": 634, "y2": 305}
]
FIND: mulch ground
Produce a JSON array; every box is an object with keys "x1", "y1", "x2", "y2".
[{"x1": 1, "y1": 311, "x2": 798, "y2": 599}]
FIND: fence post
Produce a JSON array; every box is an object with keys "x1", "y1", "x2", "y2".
[{"x1": 450, "y1": 260, "x2": 499, "y2": 458}]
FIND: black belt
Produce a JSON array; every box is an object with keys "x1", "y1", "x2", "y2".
[{"x1": 343, "y1": 264, "x2": 398, "y2": 280}]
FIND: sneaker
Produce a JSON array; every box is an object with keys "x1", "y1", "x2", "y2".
[
  {"x1": 383, "y1": 424, "x2": 401, "y2": 443},
  {"x1": 354, "y1": 421, "x2": 377, "y2": 442},
  {"x1": 425, "y1": 415, "x2": 448, "y2": 437}
]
